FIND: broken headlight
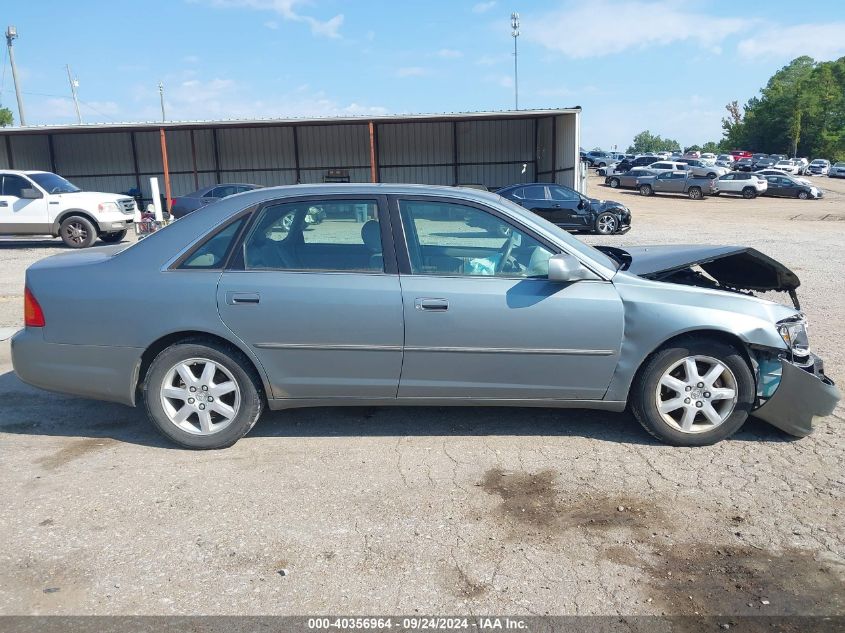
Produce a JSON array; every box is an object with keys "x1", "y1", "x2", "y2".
[{"x1": 777, "y1": 316, "x2": 810, "y2": 356}]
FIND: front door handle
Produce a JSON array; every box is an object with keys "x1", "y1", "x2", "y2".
[
  {"x1": 415, "y1": 298, "x2": 448, "y2": 312},
  {"x1": 227, "y1": 291, "x2": 260, "y2": 305}
]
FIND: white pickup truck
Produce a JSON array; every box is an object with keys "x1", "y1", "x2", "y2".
[{"x1": 0, "y1": 170, "x2": 136, "y2": 248}]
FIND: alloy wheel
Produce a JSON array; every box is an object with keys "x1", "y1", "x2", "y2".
[
  {"x1": 597, "y1": 215, "x2": 617, "y2": 234},
  {"x1": 655, "y1": 355, "x2": 738, "y2": 433},
  {"x1": 160, "y1": 358, "x2": 241, "y2": 435},
  {"x1": 63, "y1": 221, "x2": 88, "y2": 245}
]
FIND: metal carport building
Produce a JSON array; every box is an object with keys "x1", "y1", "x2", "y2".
[{"x1": 0, "y1": 108, "x2": 582, "y2": 206}]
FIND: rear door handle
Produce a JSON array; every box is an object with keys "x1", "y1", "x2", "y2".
[
  {"x1": 0, "y1": 201, "x2": 7, "y2": 207},
  {"x1": 227, "y1": 291, "x2": 260, "y2": 305},
  {"x1": 415, "y1": 298, "x2": 448, "y2": 312}
]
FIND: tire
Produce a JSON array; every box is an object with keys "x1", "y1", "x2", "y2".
[
  {"x1": 59, "y1": 215, "x2": 97, "y2": 248},
  {"x1": 688, "y1": 187, "x2": 703, "y2": 200},
  {"x1": 741, "y1": 187, "x2": 756, "y2": 199},
  {"x1": 143, "y1": 340, "x2": 264, "y2": 449},
  {"x1": 630, "y1": 338, "x2": 755, "y2": 446},
  {"x1": 797, "y1": 191, "x2": 809, "y2": 200},
  {"x1": 609, "y1": 178, "x2": 620, "y2": 189},
  {"x1": 594, "y1": 212, "x2": 618, "y2": 235},
  {"x1": 99, "y1": 229, "x2": 128, "y2": 243},
  {"x1": 639, "y1": 184, "x2": 653, "y2": 196}
]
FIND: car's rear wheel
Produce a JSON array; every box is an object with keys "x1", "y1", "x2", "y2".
[
  {"x1": 597, "y1": 162, "x2": 606, "y2": 168},
  {"x1": 688, "y1": 187, "x2": 703, "y2": 200},
  {"x1": 100, "y1": 229, "x2": 128, "y2": 243},
  {"x1": 609, "y1": 177, "x2": 620, "y2": 188},
  {"x1": 639, "y1": 184, "x2": 653, "y2": 196},
  {"x1": 797, "y1": 191, "x2": 809, "y2": 200},
  {"x1": 630, "y1": 338, "x2": 754, "y2": 446},
  {"x1": 144, "y1": 340, "x2": 264, "y2": 449},
  {"x1": 742, "y1": 187, "x2": 757, "y2": 199},
  {"x1": 59, "y1": 216, "x2": 97, "y2": 248},
  {"x1": 594, "y1": 212, "x2": 618, "y2": 235}
]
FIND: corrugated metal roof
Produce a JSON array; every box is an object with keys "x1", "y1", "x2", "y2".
[{"x1": 0, "y1": 108, "x2": 581, "y2": 135}]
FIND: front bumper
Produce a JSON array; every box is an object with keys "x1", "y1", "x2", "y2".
[
  {"x1": 752, "y1": 355, "x2": 840, "y2": 437},
  {"x1": 100, "y1": 218, "x2": 134, "y2": 232}
]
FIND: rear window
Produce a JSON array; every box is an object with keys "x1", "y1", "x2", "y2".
[{"x1": 180, "y1": 217, "x2": 246, "y2": 269}]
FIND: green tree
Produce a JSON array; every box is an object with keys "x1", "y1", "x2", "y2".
[
  {"x1": 626, "y1": 130, "x2": 681, "y2": 154},
  {"x1": 719, "y1": 56, "x2": 845, "y2": 161},
  {"x1": 0, "y1": 107, "x2": 12, "y2": 127}
]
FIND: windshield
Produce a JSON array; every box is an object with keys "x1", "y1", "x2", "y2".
[
  {"x1": 29, "y1": 172, "x2": 81, "y2": 194},
  {"x1": 493, "y1": 194, "x2": 620, "y2": 271}
]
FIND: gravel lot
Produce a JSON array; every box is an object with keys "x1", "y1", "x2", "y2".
[{"x1": 0, "y1": 175, "x2": 843, "y2": 616}]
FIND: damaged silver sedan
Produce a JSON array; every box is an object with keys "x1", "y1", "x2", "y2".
[{"x1": 11, "y1": 184, "x2": 840, "y2": 449}]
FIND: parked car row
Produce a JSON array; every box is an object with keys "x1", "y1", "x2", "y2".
[{"x1": 605, "y1": 169, "x2": 823, "y2": 200}]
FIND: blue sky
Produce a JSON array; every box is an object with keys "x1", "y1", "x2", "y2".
[{"x1": 2, "y1": 0, "x2": 845, "y2": 149}]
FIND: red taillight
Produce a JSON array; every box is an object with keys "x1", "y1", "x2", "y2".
[{"x1": 24, "y1": 287, "x2": 45, "y2": 327}]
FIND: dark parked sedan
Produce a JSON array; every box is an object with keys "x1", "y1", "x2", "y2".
[
  {"x1": 606, "y1": 169, "x2": 657, "y2": 190},
  {"x1": 762, "y1": 175, "x2": 823, "y2": 199},
  {"x1": 496, "y1": 183, "x2": 631, "y2": 235},
  {"x1": 171, "y1": 183, "x2": 263, "y2": 219}
]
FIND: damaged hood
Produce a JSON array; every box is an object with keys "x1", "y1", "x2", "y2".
[{"x1": 606, "y1": 244, "x2": 800, "y2": 292}]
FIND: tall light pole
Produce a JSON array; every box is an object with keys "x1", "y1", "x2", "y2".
[
  {"x1": 5, "y1": 26, "x2": 26, "y2": 126},
  {"x1": 511, "y1": 12, "x2": 520, "y2": 111},
  {"x1": 158, "y1": 81, "x2": 166, "y2": 122},
  {"x1": 66, "y1": 65, "x2": 82, "y2": 124}
]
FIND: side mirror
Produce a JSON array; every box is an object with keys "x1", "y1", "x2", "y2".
[
  {"x1": 547, "y1": 253, "x2": 598, "y2": 283},
  {"x1": 20, "y1": 188, "x2": 42, "y2": 199},
  {"x1": 577, "y1": 198, "x2": 586, "y2": 210}
]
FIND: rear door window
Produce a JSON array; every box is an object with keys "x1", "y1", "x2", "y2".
[{"x1": 2, "y1": 175, "x2": 32, "y2": 197}]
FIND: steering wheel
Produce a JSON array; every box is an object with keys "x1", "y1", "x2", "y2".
[{"x1": 495, "y1": 231, "x2": 518, "y2": 273}]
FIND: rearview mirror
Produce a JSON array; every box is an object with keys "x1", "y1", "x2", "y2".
[
  {"x1": 547, "y1": 253, "x2": 598, "y2": 283},
  {"x1": 20, "y1": 188, "x2": 42, "y2": 199}
]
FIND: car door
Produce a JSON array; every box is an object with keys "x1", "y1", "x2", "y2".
[
  {"x1": 0, "y1": 174, "x2": 49, "y2": 234},
  {"x1": 652, "y1": 172, "x2": 673, "y2": 193},
  {"x1": 765, "y1": 176, "x2": 785, "y2": 197},
  {"x1": 513, "y1": 185, "x2": 567, "y2": 224},
  {"x1": 717, "y1": 173, "x2": 737, "y2": 193},
  {"x1": 548, "y1": 185, "x2": 589, "y2": 228},
  {"x1": 216, "y1": 195, "x2": 404, "y2": 400},
  {"x1": 392, "y1": 196, "x2": 624, "y2": 400}
]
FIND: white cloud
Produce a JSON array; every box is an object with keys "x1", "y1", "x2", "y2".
[
  {"x1": 396, "y1": 66, "x2": 430, "y2": 78},
  {"x1": 435, "y1": 48, "x2": 463, "y2": 59},
  {"x1": 737, "y1": 23, "x2": 845, "y2": 60},
  {"x1": 526, "y1": 0, "x2": 751, "y2": 58},
  {"x1": 472, "y1": 1, "x2": 497, "y2": 13},
  {"x1": 183, "y1": 55, "x2": 201, "y2": 64},
  {"x1": 191, "y1": 0, "x2": 344, "y2": 38},
  {"x1": 264, "y1": 20, "x2": 278, "y2": 29},
  {"x1": 484, "y1": 74, "x2": 513, "y2": 89}
]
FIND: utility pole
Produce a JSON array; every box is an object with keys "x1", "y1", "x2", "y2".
[
  {"x1": 158, "y1": 81, "x2": 166, "y2": 122},
  {"x1": 5, "y1": 26, "x2": 26, "y2": 126},
  {"x1": 511, "y1": 13, "x2": 520, "y2": 111},
  {"x1": 66, "y1": 65, "x2": 82, "y2": 124}
]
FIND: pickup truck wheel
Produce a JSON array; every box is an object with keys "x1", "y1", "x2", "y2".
[
  {"x1": 742, "y1": 187, "x2": 757, "y2": 199},
  {"x1": 608, "y1": 177, "x2": 620, "y2": 188},
  {"x1": 59, "y1": 216, "x2": 97, "y2": 248},
  {"x1": 688, "y1": 187, "x2": 703, "y2": 200},
  {"x1": 797, "y1": 191, "x2": 809, "y2": 200},
  {"x1": 631, "y1": 339, "x2": 755, "y2": 446},
  {"x1": 639, "y1": 184, "x2": 653, "y2": 196},
  {"x1": 594, "y1": 212, "x2": 618, "y2": 235},
  {"x1": 99, "y1": 230, "x2": 127, "y2": 243},
  {"x1": 144, "y1": 340, "x2": 264, "y2": 449}
]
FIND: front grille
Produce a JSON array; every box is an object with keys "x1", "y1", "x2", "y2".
[{"x1": 117, "y1": 198, "x2": 136, "y2": 215}]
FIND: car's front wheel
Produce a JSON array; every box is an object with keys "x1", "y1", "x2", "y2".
[
  {"x1": 143, "y1": 340, "x2": 264, "y2": 449},
  {"x1": 594, "y1": 212, "x2": 618, "y2": 235},
  {"x1": 639, "y1": 184, "x2": 653, "y2": 196},
  {"x1": 630, "y1": 338, "x2": 755, "y2": 446},
  {"x1": 59, "y1": 216, "x2": 97, "y2": 248},
  {"x1": 797, "y1": 191, "x2": 809, "y2": 200},
  {"x1": 742, "y1": 187, "x2": 757, "y2": 199},
  {"x1": 608, "y1": 177, "x2": 620, "y2": 188}
]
